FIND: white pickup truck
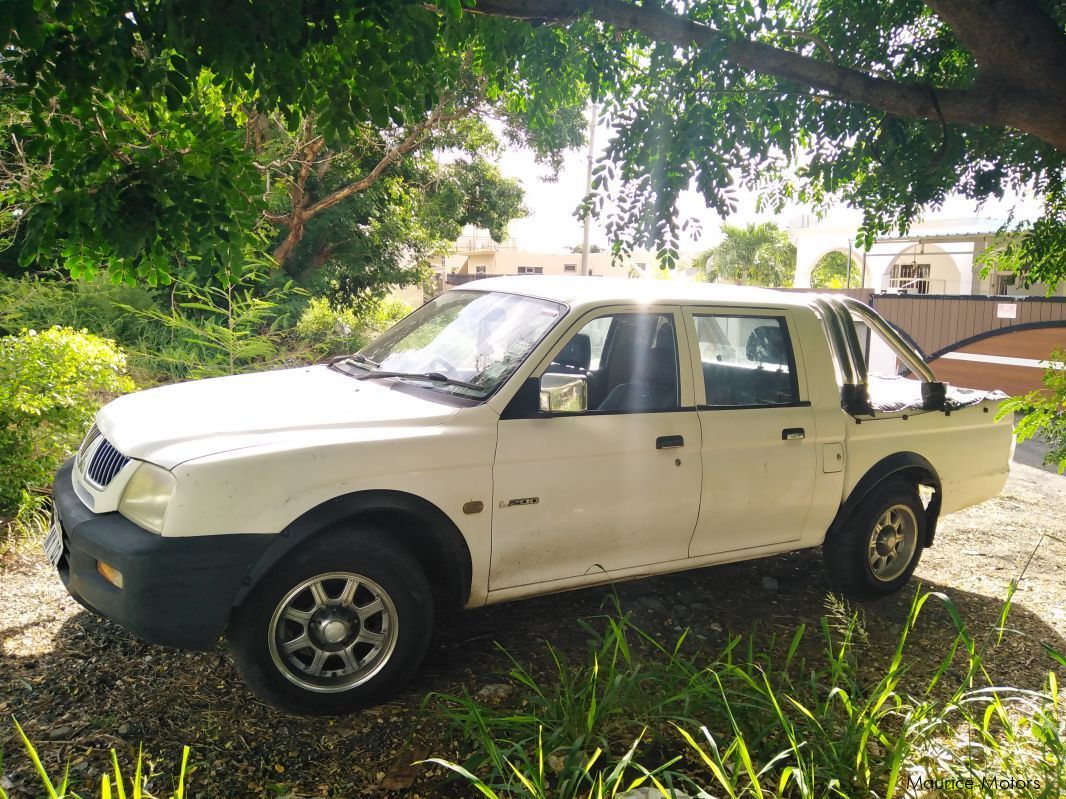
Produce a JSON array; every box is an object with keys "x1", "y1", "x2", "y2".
[{"x1": 48, "y1": 276, "x2": 1011, "y2": 713}]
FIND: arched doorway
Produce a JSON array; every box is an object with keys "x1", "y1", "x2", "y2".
[{"x1": 884, "y1": 243, "x2": 964, "y2": 294}]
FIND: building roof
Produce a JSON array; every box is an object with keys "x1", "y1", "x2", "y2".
[
  {"x1": 459, "y1": 275, "x2": 819, "y2": 309},
  {"x1": 789, "y1": 213, "x2": 1009, "y2": 242}
]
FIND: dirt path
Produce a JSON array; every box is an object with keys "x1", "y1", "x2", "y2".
[{"x1": 1, "y1": 461, "x2": 1063, "y2": 798}]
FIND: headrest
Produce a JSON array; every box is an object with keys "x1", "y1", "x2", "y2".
[
  {"x1": 746, "y1": 325, "x2": 787, "y2": 365},
  {"x1": 640, "y1": 345, "x2": 678, "y2": 385},
  {"x1": 555, "y1": 333, "x2": 591, "y2": 371},
  {"x1": 653, "y1": 324, "x2": 676, "y2": 351}
]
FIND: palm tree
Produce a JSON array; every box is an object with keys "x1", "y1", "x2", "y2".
[{"x1": 694, "y1": 222, "x2": 796, "y2": 287}]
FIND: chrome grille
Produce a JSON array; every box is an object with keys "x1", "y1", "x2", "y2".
[
  {"x1": 77, "y1": 424, "x2": 101, "y2": 469},
  {"x1": 86, "y1": 437, "x2": 130, "y2": 488}
]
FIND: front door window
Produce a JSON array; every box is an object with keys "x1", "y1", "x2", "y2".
[{"x1": 546, "y1": 312, "x2": 680, "y2": 412}]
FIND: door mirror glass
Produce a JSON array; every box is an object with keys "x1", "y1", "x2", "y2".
[{"x1": 539, "y1": 373, "x2": 588, "y2": 413}]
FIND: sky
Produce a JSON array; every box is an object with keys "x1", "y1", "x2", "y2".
[{"x1": 495, "y1": 118, "x2": 1042, "y2": 256}]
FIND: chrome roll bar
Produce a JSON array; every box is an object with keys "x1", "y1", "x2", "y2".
[
  {"x1": 806, "y1": 294, "x2": 943, "y2": 414},
  {"x1": 809, "y1": 296, "x2": 857, "y2": 387},
  {"x1": 839, "y1": 296, "x2": 938, "y2": 384}
]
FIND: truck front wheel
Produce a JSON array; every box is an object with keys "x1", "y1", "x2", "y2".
[
  {"x1": 823, "y1": 481, "x2": 926, "y2": 598},
  {"x1": 229, "y1": 529, "x2": 433, "y2": 714}
]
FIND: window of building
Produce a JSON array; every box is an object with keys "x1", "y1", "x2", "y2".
[
  {"x1": 564, "y1": 263, "x2": 577, "y2": 273},
  {"x1": 890, "y1": 262, "x2": 931, "y2": 294},
  {"x1": 475, "y1": 265, "x2": 487, "y2": 275},
  {"x1": 518, "y1": 266, "x2": 544, "y2": 275},
  {"x1": 994, "y1": 273, "x2": 1016, "y2": 295}
]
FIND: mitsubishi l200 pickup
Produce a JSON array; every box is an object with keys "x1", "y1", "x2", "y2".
[{"x1": 48, "y1": 276, "x2": 1011, "y2": 713}]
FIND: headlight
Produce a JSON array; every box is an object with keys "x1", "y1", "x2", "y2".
[{"x1": 118, "y1": 462, "x2": 176, "y2": 533}]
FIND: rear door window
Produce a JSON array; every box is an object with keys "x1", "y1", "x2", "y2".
[{"x1": 693, "y1": 315, "x2": 798, "y2": 407}]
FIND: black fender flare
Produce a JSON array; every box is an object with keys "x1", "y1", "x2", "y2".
[
  {"x1": 231, "y1": 489, "x2": 473, "y2": 611},
  {"x1": 829, "y1": 452, "x2": 943, "y2": 547}
]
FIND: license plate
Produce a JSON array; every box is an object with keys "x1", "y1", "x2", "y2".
[{"x1": 43, "y1": 506, "x2": 64, "y2": 567}]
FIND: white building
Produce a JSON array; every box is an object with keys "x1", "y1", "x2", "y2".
[
  {"x1": 788, "y1": 212, "x2": 1063, "y2": 296},
  {"x1": 437, "y1": 227, "x2": 699, "y2": 288}
]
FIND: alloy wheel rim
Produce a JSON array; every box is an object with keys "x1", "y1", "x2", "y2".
[
  {"x1": 867, "y1": 504, "x2": 918, "y2": 582},
  {"x1": 268, "y1": 571, "x2": 399, "y2": 693}
]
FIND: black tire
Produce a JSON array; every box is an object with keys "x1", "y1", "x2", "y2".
[
  {"x1": 228, "y1": 527, "x2": 433, "y2": 715},
  {"x1": 823, "y1": 480, "x2": 927, "y2": 599}
]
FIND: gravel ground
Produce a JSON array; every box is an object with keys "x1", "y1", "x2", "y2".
[{"x1": 1, "y1": 458, "x2": 1063, "y2": 798}]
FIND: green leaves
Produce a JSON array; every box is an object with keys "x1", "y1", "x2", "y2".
[
  {"x1": 998, "y1": 347, "x2": 1066, "y2": 474},
  {"x1": 0, "y1": 326, "x2": 134, "y2": 513},
  {"x1": 1, "y1": 0, "x2": 586, "y2": 287},
  {"x1": 809, "y1": 250, "x2": 859, "y2": 289},
  {"x1": 5, "y1": 0, "x2": 1066, "y2": 282}
]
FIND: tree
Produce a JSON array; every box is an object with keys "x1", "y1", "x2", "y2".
[
  {"x1": 471, "y1": 0, "x2": 1066, "y2": 274},
  {"x1": 5, "y1": 0, "x2": 1066, "y2": 285},
  {"x1": 810, "y1": 251, "x2": 861, "y2": 289},
  {"x1": 694, "y1": 222, "x2": 796, "y2": 287},
  {"x1": 257, "y1": 113, "x2": 527, "y2": 302},
  {"x1": 0, "y1": 4, "x2": 586, "y2": 287}
]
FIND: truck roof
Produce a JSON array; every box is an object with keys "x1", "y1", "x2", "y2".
[{"x1": 461, "y1": 275, "x2": 819, "y2": 310}]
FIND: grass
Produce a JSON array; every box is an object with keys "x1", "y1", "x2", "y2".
[
  {"x1": 0, "y1": 490, "x2": 51, "y2": 553},
  {"x1": 0, "y1": 720, "x2": 190, "y2": 799},
  {"x1": 429, "y1": 587, "x2": 1065, "y2": 798}
]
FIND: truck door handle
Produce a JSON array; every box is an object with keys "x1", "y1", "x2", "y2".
[
  {"x1": 656, "y1": 435, "x2": 685, "y2": 449},
  {"x1": 782, "y1": 428, "x2": 805, "y2": 441}
]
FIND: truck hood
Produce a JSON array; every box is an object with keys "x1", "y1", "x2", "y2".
[{"x1": 96, "y1": 365, "x2": 461, "y2": 469}]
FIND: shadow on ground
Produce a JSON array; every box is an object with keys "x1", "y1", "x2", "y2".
[{"x1": 1, "y1": 547, "x2": 1062, "y2": 797}]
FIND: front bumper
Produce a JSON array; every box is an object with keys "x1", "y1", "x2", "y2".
[{"x1": 52, "y1": 458, "x2": 273, "y2": 650}]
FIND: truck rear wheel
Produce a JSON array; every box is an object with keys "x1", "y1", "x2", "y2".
[
  {"x1": 823, "y1": 480, "x2": 926, "y2": 598},
  {"x1": 229, "y1": 528, "x2": 432, "y2": 714}
]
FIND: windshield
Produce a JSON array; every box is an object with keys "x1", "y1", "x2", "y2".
[{"x1": 354, "y1": 290, "x2": 566, "y2": 399}]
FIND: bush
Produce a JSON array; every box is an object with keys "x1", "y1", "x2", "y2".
[
  {"x1": 0, "y1": 274, "x2": 412, "y2": 386},
  {"x1": 0, "y1": 326, "x2": 134, "y2": 516},
  {"x1": 119, "y1": 272, "x2": 308, "y2": 380},
  {"x1": 0, "y1": 273, "x2": 164, "y2": 352},
  {"x1": 1000, "y1": 348, "x2": 1066, "y2": 473},
  {"x1": 295, "y1": 296, "x2": 410, "y2": 358}
]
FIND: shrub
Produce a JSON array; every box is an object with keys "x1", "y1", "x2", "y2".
[
  {"x1": 294, "y1": 296, "x2": 410, "y2": 358},
  {"x1": 294, "y1": 297, "x2": 368, "y2": 357},
  {"x1": 1000, "y1": 348, "x2": 1066, "y2": 473},
  {"x1": 0, "y1": 274, "x2": 413, "y2": 386},
  {"x1": 119, "y1": 271, "x2": 310, "y2": 380},
  {"x1": 0, "y1": 326, "x2": 134, "y2": 516},
  {"x1": 0, "y1": 273, "x2": 164, "y2": 352}
]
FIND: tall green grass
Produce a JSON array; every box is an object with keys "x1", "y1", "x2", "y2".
[
  {"x1": 430, "y1": 587, "x2": 1065, "y2": 798},
  {"x1": 0, "y1": 720, "x2": 190, "y2": 799}
]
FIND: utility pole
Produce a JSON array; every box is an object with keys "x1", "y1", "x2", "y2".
[
  {"x1": 580, "y1": 102, "x2": 597, "y2": 276},
  {"x1": 846, "y1": 239, "x2": 853, "y2": 289}
]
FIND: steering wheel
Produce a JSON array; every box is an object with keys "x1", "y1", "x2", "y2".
[{"x1": 425, "y1": 355, "x2": 460, "y2": 378}]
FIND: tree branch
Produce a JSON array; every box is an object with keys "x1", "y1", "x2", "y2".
[
  {"x1": 469, "y1": 0, "x2": 1066, "y2": 150},
  {"x1": 920, "y1": 0, "x2": 1066, "y2": 83},
  {"x1": 269, "y1": 99, "x2": 472, "y2": 266},
  {"x1": 270, "y1": 117, "x2": 327, "y2": 264},
  {"x1": 300, "y1": 103, "x2": 466, "y2": 220}
]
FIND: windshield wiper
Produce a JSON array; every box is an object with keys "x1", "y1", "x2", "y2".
[
  {"x1": 356, "y1": 370, "x2": 483, "y2": 391},
  {"x1": 330, "y1": 352, "x2": 379, "y2": 368}
]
